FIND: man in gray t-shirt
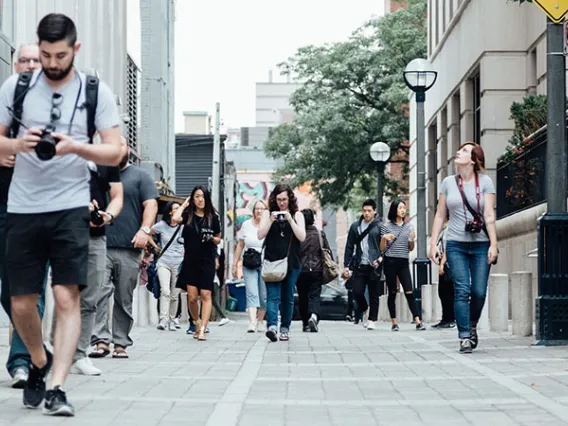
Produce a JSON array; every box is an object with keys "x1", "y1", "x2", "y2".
[
  {"x1": 0, "y1": 14, "x2": 122, "y2": 415},
  {"x1": 91, "y1": 138, "x2": 159, "y2": 359}
]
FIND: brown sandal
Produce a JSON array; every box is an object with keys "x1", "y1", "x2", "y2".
[
  {"x1": 112, "y1": 348, "x2": 129, "y2": 359},
  {"x1": 197, "y1": 326, "x2": 207, "y2": 341},
  {"x1": 89, "y1": 343, "x2": 110, "y2": 358}
]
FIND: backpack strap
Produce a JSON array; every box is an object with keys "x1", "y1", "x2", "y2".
[
  {"x1": 84, "y1": 75, "x2": 99, "y2": 143},
  {"x1": 10, "y1": 71, "x2": 33, "y2": 138}
]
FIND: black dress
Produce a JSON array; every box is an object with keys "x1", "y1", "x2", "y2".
[{"x1": 177, "y1": 213, "x2": 221, "y2": 291}]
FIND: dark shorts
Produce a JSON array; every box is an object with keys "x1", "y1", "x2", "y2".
[
  {"x1": 178, "y1": 259, "x2": 215, "y2": 292},
  {"x1": 6, "y1": 207, "x2": 90, "y2": 296}
]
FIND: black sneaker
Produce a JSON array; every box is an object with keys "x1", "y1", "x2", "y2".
[
  {"x1": 470, "y1": 327, "x2": 479, "y2": 349},
  {"x1": 24, "y1": 349, "x2": 53, "y2": 409},
  {"x1": 302, "y1": 325, "x2": 309, "y2": 332},
  {"x1": 391, "y1": 324, "x2": 399, "y2": 332},
  {"x1": 459, "y1": 339, "x2": 473, "y2": 354},
  {"x1": 416, "y1": 322, "x2": 426, "y2": 331},
  {"x1": 265, "y1": 328, "x2": 278, "y2": 342},
  {"x1": 43, "y1": 386, "x2": 75, "y2": 416}
]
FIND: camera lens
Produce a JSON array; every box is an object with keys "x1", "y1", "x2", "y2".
[
  {"x1": 35, "y1": 129, "x2": 57, "y2": 161},
  {"x1": 90, "y1": 210, "x2": 105, "y2": 226}
]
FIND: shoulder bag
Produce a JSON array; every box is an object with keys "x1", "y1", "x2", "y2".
[
  {"x1": 318, "y1": 231, "x2": 339, "y2": 284},
  {"x1": 262, "y1": 234, "x2": 293, "y2": 283}
]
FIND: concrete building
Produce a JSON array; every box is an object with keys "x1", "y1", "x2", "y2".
[
  {"x1": 140, "y1": 0, "x2": 176, "y2": 193},
  {"x1": 255, "y1": 71, "x2": 301, "y2": 127},
  {"x1": 408, "y1": 0, "x2": 552, "y2": 316},
  {"x1": 183, "y1": 111, "x2": 211, "y2": 134}
]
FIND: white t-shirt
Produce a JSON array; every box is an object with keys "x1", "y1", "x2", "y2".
[{"x1": 238, "y1": 219, "x2": 264, "y2": 252}]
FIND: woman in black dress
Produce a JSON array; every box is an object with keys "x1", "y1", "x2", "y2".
[
  {"x1": 173, "y1": 186, "x2": 221, "y2": 341},
  {"x1": 257, "y1": 184, "x2": 306, "y2": 342}
]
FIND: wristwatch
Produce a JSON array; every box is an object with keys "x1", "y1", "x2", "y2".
[
  {"x1": 106, "y1": 212, "x2": 114, "y2": 224},
  {"x1": 140, "y1": 226, "x2": 151, "y2": 235}
]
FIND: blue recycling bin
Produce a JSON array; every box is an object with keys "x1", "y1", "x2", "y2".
[{"x1": 227, "y1": 279, "x2": 247, "y2": 312}]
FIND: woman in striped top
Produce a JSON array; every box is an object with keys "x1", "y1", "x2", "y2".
[{"x1": 379, "y1": 199, "x2": 425, "y2": 331}]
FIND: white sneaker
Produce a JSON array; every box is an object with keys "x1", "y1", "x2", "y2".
[
  {"x1": 71, "y1": 357, "x2": 102, "y2": 376},
  {"x1": 11, "y1": 367, "x2": 28, "y2": 389},
  {"x1": 157, "y1": 319, "x2": 167, "y2": 330},
  {"x1": 256, "y1": 321, "x2": 266, "y2": 332},
  {"x1": 173, "y1": 318, "x2": 181, "y2": 329},
  {"x1": 218, "y1": 318, "x2": 231, "y2": 326},
  {"x1": 168, "y1": 321, "x2": 177, "y2": 331},
  {"x1": 362, "y1": 309, "x2": 370, "y2": 328},
  {"x1": 366, "y1": 320, "x2": 376, "y2": 330}
]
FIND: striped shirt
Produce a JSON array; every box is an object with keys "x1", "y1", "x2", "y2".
[{"x1": 380, "y1": 221, "x2": 414, "y2": 259}]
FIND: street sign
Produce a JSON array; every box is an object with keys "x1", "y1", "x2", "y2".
[{"x1": 533, "y1": 0, "x2": 568, "y2": 24}]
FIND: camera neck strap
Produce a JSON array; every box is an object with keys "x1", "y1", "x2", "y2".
[{"x1": 455, "y1": 174, "x2": 488, "y2": 236}]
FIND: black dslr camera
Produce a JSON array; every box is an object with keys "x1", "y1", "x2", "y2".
[
  {"x1": 35, "y1": 124, "x2": 60, "y2": 161},
  {"x1": 276, "y1": 211, "x2": 286, "y2": 224},
  {"x1": 465, "y1": 217, "x2": 483, "y2": 234},
  {"x1": 90, "y1": 210, "x2": 105, "y2": 226}
]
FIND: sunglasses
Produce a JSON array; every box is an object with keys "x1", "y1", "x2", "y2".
[{"x1": 50, "y1": 93, "x2": 63, "y2": 122}]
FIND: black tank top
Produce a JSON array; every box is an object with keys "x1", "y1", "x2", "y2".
[{"x1": 264, "y1": 219, "x2": 301, "y2": 271}]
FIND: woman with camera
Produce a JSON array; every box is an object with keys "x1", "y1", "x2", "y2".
[
  {"x1": 151, "y1": 201, "x2": 184, "y2": 331},
  {"x1": 232, "y1": 200, "x2": 268, "y2": 332},
  {"x1": 429, "y1": 142, "x2": 497, "y2": 354},
  {"x1": 173, "y1": 186, "x2": 221, "y2": 341},
  {"x1": 380, "y1": 199, "x2": 425, "y2": 331},
  {"x1": 257, "y1": 184, "x2": 306, "y2": 342}
]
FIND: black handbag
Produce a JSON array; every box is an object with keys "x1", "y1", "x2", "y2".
[{"x1": 242, "y1": 248, "x2": 262, "y2": 269}]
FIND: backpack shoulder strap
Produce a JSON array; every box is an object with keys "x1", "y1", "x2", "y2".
[
  {"x1": 10, "y1": 71, "x2": 33, "y2": 138},
  {"x1": 84, "y1": 75, "x2": 99, "y2": 143}
]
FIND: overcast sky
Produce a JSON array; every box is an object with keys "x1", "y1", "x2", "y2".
[{"x1": 173, "y1": 0, "x2": 384, "y2": 132}]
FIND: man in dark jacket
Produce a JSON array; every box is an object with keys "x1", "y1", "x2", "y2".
[
  {"x1": 297, "y1": 209, "x2": 332, "y2": 332},
  {"x1": 342, "y1": 199, "x2": 382, "y2": 330}
]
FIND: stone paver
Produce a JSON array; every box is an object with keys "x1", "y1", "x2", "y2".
[{"x1": 1, "y1": 320, "x2": 568, "y2": 425}]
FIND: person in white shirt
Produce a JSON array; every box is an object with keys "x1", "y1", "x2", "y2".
[{"x1": 232, "y1": 200, "x2": 267, "y2": 332}]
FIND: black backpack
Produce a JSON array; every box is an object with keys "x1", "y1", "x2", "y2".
[{"x1": 9, "y1": 70, "x2": 99, "y2": 142}]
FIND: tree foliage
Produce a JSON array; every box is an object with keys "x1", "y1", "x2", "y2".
[{"x1": 264, "y1": 0, "x2": 427, "y2": 208}]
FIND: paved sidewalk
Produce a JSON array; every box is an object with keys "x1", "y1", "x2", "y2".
[{"x1": 1, "y1": 320, "x2": 568, "y2": 425}]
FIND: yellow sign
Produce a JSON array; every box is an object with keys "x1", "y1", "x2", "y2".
[{"x1": 533, "y1": 0, "x2": 568, "y2": 23}]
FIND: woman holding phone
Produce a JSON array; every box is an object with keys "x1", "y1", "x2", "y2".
[
  {"x1": 173, "y1": 186, "x2": 221, "y2": 341},
  {"x1": 257, "y1": 184, "x2": 306, "y2": 342}
]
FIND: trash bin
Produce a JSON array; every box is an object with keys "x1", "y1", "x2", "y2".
[{"x1": 226, "y1": 279, "x2": 247, "y2": 312}]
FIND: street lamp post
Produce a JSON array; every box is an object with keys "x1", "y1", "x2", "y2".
[
  {"x1": 369, "y1": 142, "x2": 391, "y2": 219},
  {"x1": 403, "y1": 58, "x2": 438, "y2": 317}
]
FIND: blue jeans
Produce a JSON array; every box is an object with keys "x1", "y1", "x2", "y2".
[
  {"x1": 266, "y1": 267, "x2": 301, "y2": 332},
  {"x1": 445, "y1": 240, "x2": 491, "y2": 339},
  {"x1": 243, "y1": 266, "x2": 267, "y2": 309},
  {"x1": 0, "y1": 203, "x2": 47, "y2": 374}
]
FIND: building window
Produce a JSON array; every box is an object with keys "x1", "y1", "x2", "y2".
[
  {"x1": 126, "y1": 55, "x2": 140, "y2": 164},
  {"x1": 472, "y1": 73, "x2": 481, "y2": 143}
]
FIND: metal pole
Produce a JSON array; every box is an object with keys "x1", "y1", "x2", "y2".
[
  {"x1": 535, "y1": 19, "x2": 568, "y2": 345},
  {"x1": 545, "y1": 19, "x2": 567, "y2": 213},
  {"x1": 212, "y1": 102, "x2": 221, "y2": 209},
  {"x1": 416, "y1": 97, "x2": 427, "y2": 259},
  {"x1": 377, "y1": 162, "x2": 385, "y2": 219},
  {"x1": 413, "y1": 93, "x2": 429, "y2": 318}
]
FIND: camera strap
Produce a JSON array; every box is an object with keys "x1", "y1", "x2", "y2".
[
  {"x1": 455, "y1": 174, "x2": 488, "y2": 236},
  {"x1": 154, "y1": 225, "x2": 182, "y2": 263}
]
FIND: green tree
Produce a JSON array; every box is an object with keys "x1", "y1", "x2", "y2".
[{"x1": 264, "y1": 0, "x2": 427, "y2": 208}]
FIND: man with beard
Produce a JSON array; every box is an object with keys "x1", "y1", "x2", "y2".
[
  {"x1": 90, "y1": 137, "x2": 158, "y2": 360},
  {"x1": 0, "y1": 43, "x2": 44, "y2": 389},
  {"x1": 0, "y1": 14, "x2": 122, "y2": 416}
]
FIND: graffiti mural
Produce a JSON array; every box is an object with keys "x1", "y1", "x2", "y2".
[
  {"x1": 235, "y1": 174, "x2": 274, "y2": 230},
  {"x1": 235, "y1": 174, "x2": 321, "y2": 231}
]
